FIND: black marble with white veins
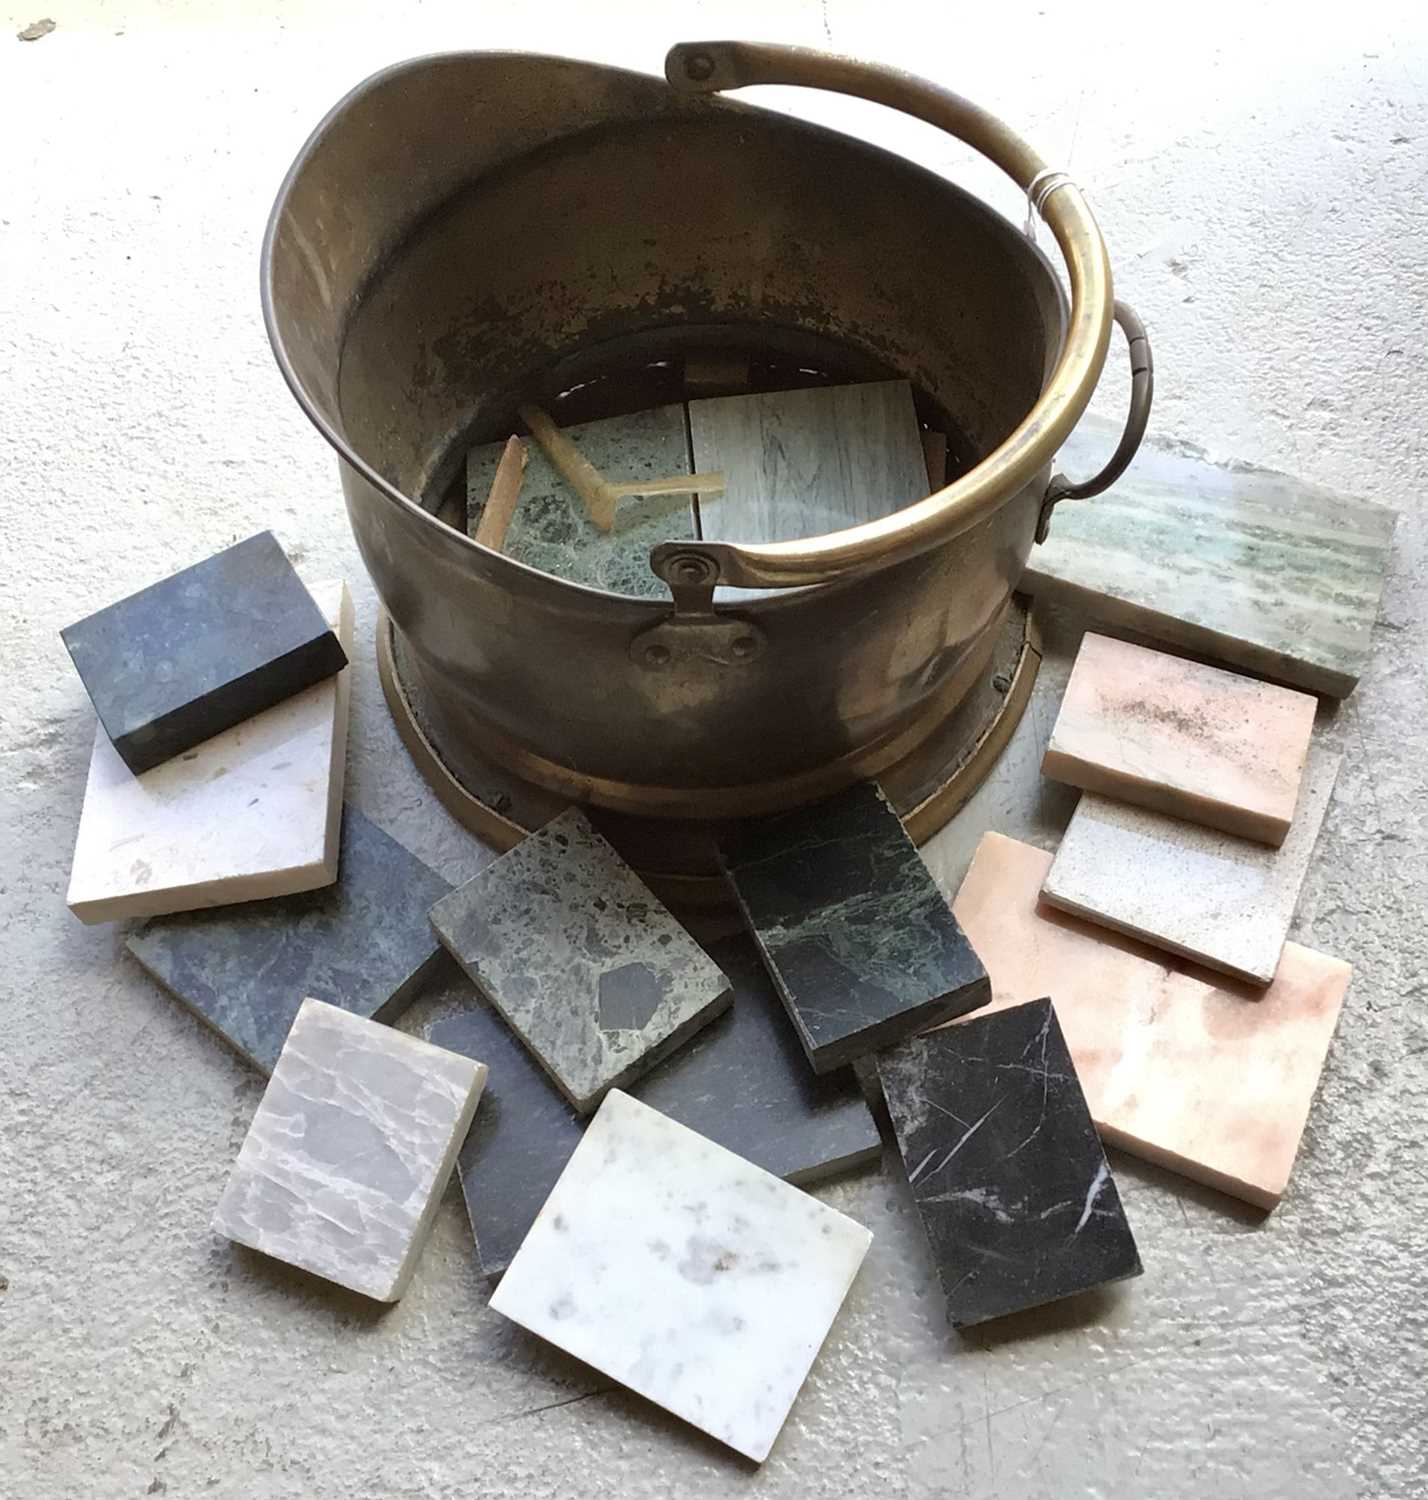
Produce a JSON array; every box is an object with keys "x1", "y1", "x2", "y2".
[
  {"x1": 213, "y1": 998, "x2": 487, "y2": 1302},
  {"x1": 878, "y1": 998, "x2": 1142, "y2": 1327},
  {"x1": 60, "y1": 531, "x2": 347, "y2": 773},
  {"x1": 126, "y1": 806, "x2": 451, "y2": 1072},
  {"x1": 431, "y1": 932, "x2": 880, "y2": 1277},
  {"x1": 720, "y1": 781, "x2": 990, "y2": 1072},
  {"x1": 429, "y1": 809, "x2": 731, "y2": 1112}
]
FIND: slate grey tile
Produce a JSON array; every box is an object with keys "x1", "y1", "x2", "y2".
[
  {"x1": 429, "y1": 808, "x2": 731, "y2": 1113},
  {"x1": 213, "y1": 999, "x2": 486, "y2": 1302},
  {"x1": 126, "y1": 806, "x2": 451, "y2": 1072},
  {"x1": 61, "y1": 531, "x2": 347, "y2": 773},
  {"x1": 879, "y1": 998, "x2": 1142, "y2": 1327},
  {"x1": 720, "y1": 781, "x2": 990, "y2": 1073},
  {"x1": 431, "y1": 933, "x2": 881, "y2": 1278},
  {"x1": 488, "y1": 1091, "x2": 872, "y2": 1463},
  {"x1": 1026, "y1": 415, "x2": 1397, "y2": 697},
  {"x1": 466, "y1": 404, "x2": 694, "y2": 598},
  {"x1": 1042, "y1": 743, "x2": 1343, "y2": 985}
]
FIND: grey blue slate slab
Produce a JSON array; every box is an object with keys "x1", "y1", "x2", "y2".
[
  {"x1": 1026, "y1": 415, "x2": 1397, "y2": 697},
  {"x1": 430, "y1": 933, "x2": 882, "y2": 1278},
  {"x1": 429, "y1": 808, "x2": 732, "y2": 1113},
  {"x1": 878, "y1": 999, "x2": 1142, "y2": 1327},
  {"x1": 60, "y1": 530, "x2": 347, "y2": 773},
  {"x1": 720, "y1": 781, "x2": 990, "y2": 1073},
  {"x1": 466, "y1": 405, "x2": 695, "y2": 598},
  {"x1": 213, "y1": 998, "x2": 486, "y2": 1302},
  {"x1": 126, "y1": 806, "x2": 451, "y2": 1072}
]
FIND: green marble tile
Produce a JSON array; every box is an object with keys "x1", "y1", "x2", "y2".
[
  {"x1": 466, "y1": 405, "x2": 695, "y2": 598},
  {"x1": 1026, "y1": 415, "x2": 1397, "y2": 697}
]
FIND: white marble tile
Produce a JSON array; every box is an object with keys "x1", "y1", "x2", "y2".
[
  {"x1": 1042, "y1": 744, "x2": 1342, "y2": 984},
  {"x1": 213, "y1": 999, "x2": 486, "y2": 1302},
  {"x1": 66, "y1": 581, "x2": 352, "y2": 924},
  {"x1": 489, "y1": 1090, "x2": 872, "y2": 1462}
]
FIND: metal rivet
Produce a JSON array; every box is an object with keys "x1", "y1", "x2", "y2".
[
  {"x1": 643, "y1": 643, "x2": 672, "y2": 667},
  {"x1": 684, "y1": 52, "x2": 716, "y2": 82}
]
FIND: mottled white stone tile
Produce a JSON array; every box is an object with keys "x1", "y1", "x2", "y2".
[
  {"x1": 213, "y1": 999, "x2": 486, "y2": 1302},
  {"x1": 489, "y1": 1091, "x2": 872, "y2": 1462},
  {"x1": 67, "y1": 581, "x2": 352, "y2": 924},
  {"x1": 1043, "y1": 632, "x2": 1317, "y2": 845},
  {"x1": 1043, "y1": 744, "x2": 1342, "y2": 984}
]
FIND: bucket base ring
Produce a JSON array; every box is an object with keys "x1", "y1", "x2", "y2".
[{"x1": 376, "y1": 597, "x2": 1041, "y2": 909}]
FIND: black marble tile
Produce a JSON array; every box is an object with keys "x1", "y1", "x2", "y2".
[
  {"x1": 61, "y1": 531, "x2": 346, "y2": 774},
  {"x1": 430, "y1": 932, "x2": 881, "y2": 1278},
  {"x1": 878, "y1": 999, "x2": 1142, "y2": 1327},
  {"x1": 719, "y1": 781, "x2": 990, "y2": 1073},
  {"x1": 126, "y1": 806, "x2": 450, "y2": 1072}
]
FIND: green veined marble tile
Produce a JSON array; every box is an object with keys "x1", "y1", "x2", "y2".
[
  {"x1": 1025, "y1": 415, "x2": 1397, "y2": 697},
  {"x1": 466, "y1": 405, "x2": 695, "y2": 598}
]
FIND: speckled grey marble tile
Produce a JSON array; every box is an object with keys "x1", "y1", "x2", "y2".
[
  {"x1": 720, "y1": 781, "x2": 990, "y2": 1073},
  {"x1": 879, "y1": 998, "x2": 1142, "y2": 1327},
  {"x1": 429, "y1": 809, "x2": 731, "y2": 1113},
  {"x1": 126, "y1": 806, "x2": 451, "y2": 1072},
  {"x1": 213, "y1": 999, "x2": 486, "y2": 1302},
  {"x1": 1042, "y1": 743, "x2": 1342, "y2": 985},
  {"x1": 1026, "y1": 415, "x2": 1397, "y2": 697},
  {"x1": 466, "y1": 405, "x2": 694, "y2": 597},
  {"x1": 431, "y1": 933, "x2": 879, "y2": 1278},
  {"x1": 488, "y1": 1090, "x2": 872, "y2": 1463},
  {"x1": 60, "y1": 531, "x2": 347, "y2": 773}
]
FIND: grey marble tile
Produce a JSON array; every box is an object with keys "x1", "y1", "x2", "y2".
[
  {"x1": 60, "y1": 531, "x2": 347, "y2": 773},
  {"x1": 879, "y1": 999, "x2": 1142, "y2": 1327},
  {"x1": 1027, "y1": 415, "x2": 1397, "y2": 697},
  {"x1": 688, "y1": 380, "x2": 929, "y2": 603},
  {"x1": 720, "y1": 781, "x2": 990, "y2": 1073},
  {"x1": 213, "y1": 999, "x2": 486, "y2": 1302},
  {"x1": 126, "y1": 806, "x2": 451, "y2": 1072},
  {"x1": 1042, "y1": 743, "x2": 1342, "y2": 984},
  {"x1": 466, "y1": 405, "x2": 694, "y2": 598},
  {"x1": 489, "y1": 1090, "x2": 872, "y2": 1462},
  {"x1": 429, "y1": 809, "x2": 731, "y2": 1113},
  {"x1": 431, "y1": 933, "x2": 879, "y2": 1278}
]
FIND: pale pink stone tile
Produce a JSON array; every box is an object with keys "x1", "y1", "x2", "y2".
[
  {"x1": 949, "y1": 832, "x2": 1350, "y2": 1210},
  {"x1": 1042, "y1": 633, "x2": 1317, "y2": 845}
]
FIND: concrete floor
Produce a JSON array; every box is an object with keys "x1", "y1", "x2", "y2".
[{"x1": 3, "y1": 2, "x2": 1426, "y2": 1495}]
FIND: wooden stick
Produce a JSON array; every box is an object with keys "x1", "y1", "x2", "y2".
[
  {"x1": 922, "y1": 430, "x2": 948, "y2": 492},
  {"x1": 608, "y1": 471, "x2": 725, "y2": 499},
  {"x1": 473, "y1": 436, "x2": 528, "y2": 551},
  {"x1": 518, "y1": 403, "x2": 620, "y2": 532}
]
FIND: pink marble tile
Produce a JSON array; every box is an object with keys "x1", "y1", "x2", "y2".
[
  {"x1": 1042, "y1": 633, "x2": 1317, "y2": 845},
  {"x1": 949, "y1": 833, "x2": 1350, "y2": 1210}
]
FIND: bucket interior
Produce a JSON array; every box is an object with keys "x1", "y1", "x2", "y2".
[{"x1": 328, "y1": 103, "x2": 1064, "y2": 585}]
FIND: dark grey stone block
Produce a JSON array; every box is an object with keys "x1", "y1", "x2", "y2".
[
  {"x1": 429, "y1": 808, "x2": 731, "y2": 1113},
  {"x1": 431, "y1": 932, "x2": 881, "y2": 1278},
  {"x1": 720, "y1": 781, "x2": 990, "y2": 1072},
  {"x1": 878, "y1": 999, "x2": 1143, "y2": 1327},
  {"x1": 61, "y1": 531, "x2": 346, "y2": 774},
  {"x1": 126, "y1": 806, "x2": 450, "y2": 1072}
]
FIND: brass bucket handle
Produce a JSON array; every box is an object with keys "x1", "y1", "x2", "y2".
[
  {"x1": 651, "y1": 39, "x2": 1130, "y2": 593},
  {"x1": 1036, "y1": 300, "x2": 1155, "y2": 542}
]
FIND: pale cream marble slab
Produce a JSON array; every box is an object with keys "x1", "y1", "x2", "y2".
[
  {"x1": 214, "y1": 998, "x2": 486, "y2": 1302},
  {"x1": 66, "y1": 581, "x2": 352, "y2": 924},
  {"x1": 1027, "y1": 413, "x2": 1397, "y2": 698},
  {"x1": 1043, "y1": 632, "x2": 1316, "y2": 846},
  {"x1": 490, "y1": 1090, "x2": 872, "y2": 1462},
  {"x1": 950, "y1": 833, "x2": 1350, "y2": 1210},
  {"x1": 1042, "y1": 743, "x2": 1342, "y2": 985}
]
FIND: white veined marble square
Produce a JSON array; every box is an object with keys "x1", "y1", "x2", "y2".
[
  {"x1": 66, "y1": 579, "x2": 352, "y2": 923},
  {"x1": 489, "y1": 1090, "x2": 872, "y2": 1463},
  {"x1": 213, "y1": 998, "x2": 487, "y2": 1302}
]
